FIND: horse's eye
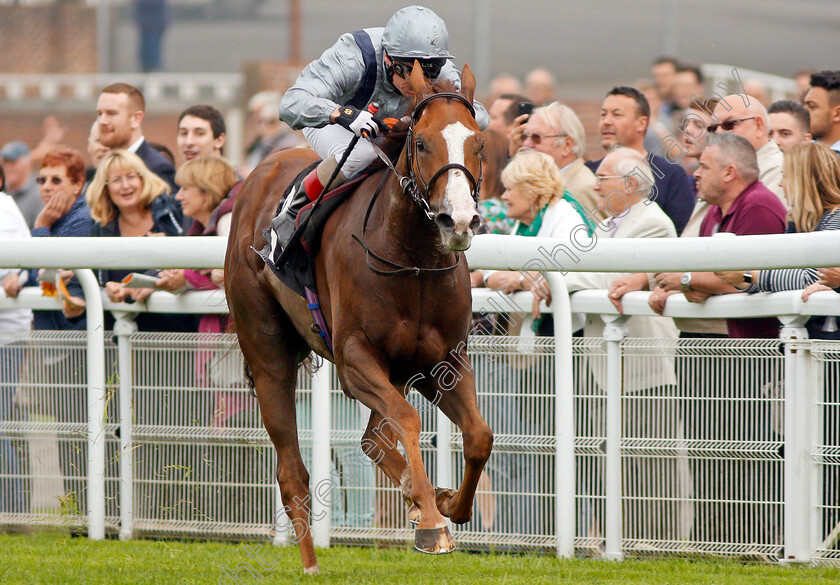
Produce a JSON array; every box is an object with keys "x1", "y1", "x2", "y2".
[{"x1": 415, "y1": 140, "x2": 425, "y2": 152}]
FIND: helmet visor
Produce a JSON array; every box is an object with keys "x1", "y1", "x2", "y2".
[{"x1": 392, "y1": 58, "x2": 447, "y2": 82}]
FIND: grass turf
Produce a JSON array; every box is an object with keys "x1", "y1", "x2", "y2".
[{"x1": 1, "y1": 531, "x2": 839, "y2": 585}]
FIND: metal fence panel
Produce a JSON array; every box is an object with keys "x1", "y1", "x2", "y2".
[
  {"x1": 453, "y1": 335, "x2": 557, "y2": 551},
  {"x1": 0, "y1": 330, "x2": 119, "y2": 531},
  {"x1": 1, "y1": 328, "x2": 839, "y2": 564},
  {"x1": 130, "y1": 332, "x2": 272, "y2": 538},
  {"x1": 810, "y1": 342, "x2": 840, "y2": 562}
]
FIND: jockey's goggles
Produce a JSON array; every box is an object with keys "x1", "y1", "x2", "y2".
[{"x1": 391, "y1": 58, "x2": 447, "y2": 81}]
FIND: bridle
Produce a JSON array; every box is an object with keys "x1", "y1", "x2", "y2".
[
  {"x1": 354, "y1": 91, "x2": 482, "y2": 276},
  {"x1": 372, "y1": 92, "x2": 483, "y2": 221}
]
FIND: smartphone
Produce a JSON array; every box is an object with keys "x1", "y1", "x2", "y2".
[{"x1": 517, "y1": 101, "x2": 535, "y2": 118}]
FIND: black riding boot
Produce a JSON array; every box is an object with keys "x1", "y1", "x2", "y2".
[
  {"x1": 269, "y1": 160, "x2": 345, "y2": 264},
  {"x1": 270, "y1": 181, "x2": 310, "y2": 252}
]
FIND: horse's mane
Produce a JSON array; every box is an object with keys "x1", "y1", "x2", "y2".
[{"x1": 430, "y1": 78, "x2": 458, "y2": 94}]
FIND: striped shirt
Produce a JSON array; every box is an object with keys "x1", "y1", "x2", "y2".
[{"x1": 756, "y1": 207, "x2": 840, "y2": 292}]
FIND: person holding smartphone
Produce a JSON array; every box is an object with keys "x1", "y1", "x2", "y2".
[{"x1": 508, "y1": 102, "x2": 603, "y2": 218}]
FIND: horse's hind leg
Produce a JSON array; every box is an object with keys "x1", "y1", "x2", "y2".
[
  {"x1": 417, "y1": 351, "x2": 493, "y2": 525},
  {"x1": 361, "y1": 411, "x2": 425, "y2": 523},
  {"x1": 231, "y1": 300, "x2": 319, "y2": 573}
]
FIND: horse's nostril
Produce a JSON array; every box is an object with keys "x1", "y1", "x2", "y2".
[
  {"x1": 469, "y1": 214, "x2": 480, "y2": 233},
  {"x1": 436, "y1": 213, "x2": 455, "y2": 230}
]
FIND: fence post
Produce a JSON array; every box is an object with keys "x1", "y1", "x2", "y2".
[
  {"x1": 779, "y1": 315, "x2": 811, "y2": 563},
  {"x1": 310, "y1": 361, "x2": 332, "y2": 548},
  {"x1": 75, "y1": 269, "x2": 106, "y2": 541},
  {"x1": 113, "y1": 312, "x2": 138, "y2": 540},
  {"x1": 601, "y1": 314, "x2": 627, "y2": 561},
  {"x1": 436, "y1": 408, "x2": 453, "y2": 534},
  {"x1": 545, "y1": 273, "x2": 575, "y2": 558}
]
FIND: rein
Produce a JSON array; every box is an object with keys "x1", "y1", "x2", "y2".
[
  {"x1": 353, "y1": 167, "x2": 461, "y2": 277},
  {"x1": 352, "y1": 233, "x2": 460, "y2": 277}
]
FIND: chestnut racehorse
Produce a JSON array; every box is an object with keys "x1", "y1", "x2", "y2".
[{"x1": 225, "y1": 64, "x2": 493, "y2": 574}]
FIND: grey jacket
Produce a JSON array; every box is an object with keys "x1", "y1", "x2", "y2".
[{"x1": 278, "y1": 27, "x2": 488, "y2": 130}]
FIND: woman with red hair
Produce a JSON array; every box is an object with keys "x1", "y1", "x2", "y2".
[{"x1": 2, "y1": 147, "x2": 93, "y2": 325}]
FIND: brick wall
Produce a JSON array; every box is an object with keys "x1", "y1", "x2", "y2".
[
  {"x1": 0, "y1": 8, "x2": 605, "y2": 169},
  {"x1": 0, "y1": 4, "x2": 98, "y2": 74}
]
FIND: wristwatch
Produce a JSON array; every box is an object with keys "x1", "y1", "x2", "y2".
[
  {"x1": 680, "y1": 272, "x2": 692, "y2": 292},
  {"x1": 743, "y1": 271, "x2": 753, "y2": 284}
]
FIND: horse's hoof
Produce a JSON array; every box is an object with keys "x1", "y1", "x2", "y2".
[
  {"x1": 435, "y1": 487, "x2": 455, "y2": 503},
  {"x1": 435, "y1": 487, "x2": 472, "y2": 524},
  {"x1": 407, "y1": 504, "x2": 422, "y2": 525},
  {"x1": 414, "y1": 526, "x2": 456, "y2": 554},
  {"x1": 303, "y1": 564, "x2": 320, "y2": 575}
]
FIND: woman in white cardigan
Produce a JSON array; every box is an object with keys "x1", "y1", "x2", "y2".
[
  {"x1": 484, "y1": 150, "x2": 595, "y2": 305},
  {"x1": 479, "y1": 150, "x2": 597, "y2": 535}
]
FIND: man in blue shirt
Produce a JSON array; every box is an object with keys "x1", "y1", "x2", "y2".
[{"x1": 585, "y1": 86, "x2": 695, "y2": 235}]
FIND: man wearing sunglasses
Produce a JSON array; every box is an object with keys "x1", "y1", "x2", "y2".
[
  {"x1": 710, "y1": 94, "x2": 785, "y2": 205},
  {"x1": 271, "y1": 5, "x2": 488, "y2": 255},
  {"x1": 509, "y1": 102, "x2": 602, "y2": 220}
]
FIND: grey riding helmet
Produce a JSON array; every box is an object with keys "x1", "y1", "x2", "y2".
[{"x1": 382, "y1": 5, "x2": 454, "y2": 61}]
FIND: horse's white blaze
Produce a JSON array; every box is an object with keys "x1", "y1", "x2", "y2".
[{"x1": 440, "y1": 122, "x2": 476, "y2": 234}]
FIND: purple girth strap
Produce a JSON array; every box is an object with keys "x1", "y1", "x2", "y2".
[{"x1": 304, "y1": 286, "x2": 333, "y2": 354}]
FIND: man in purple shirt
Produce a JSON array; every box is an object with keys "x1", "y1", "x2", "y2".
[
  {"x1": 652, "y1": 133, "x2": 787, "y2": 547},
  {"x1": 655, "y1": 133, "x2": 787, "y2": 338}
]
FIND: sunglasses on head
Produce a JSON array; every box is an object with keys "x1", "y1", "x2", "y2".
[
  {"x1": 36, "y1": 176, "x2": 64, "y2": 185},
  {"x1": 520, "y1": 132, "x2": 567, "y2": 145},
  {"x1": 706, "y1": 116, "x2": 756, "y2": 133},
  {"x1": 392, "y1": 58, "x2": 446, "y2": 81}
]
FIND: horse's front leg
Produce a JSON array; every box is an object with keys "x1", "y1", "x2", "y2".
[
  {"x1": 416, "y1": 350, "x2": 493, "y2": 525},
  {"x1": 337, "y1": 338, "x2": 455, "y2": 553}
]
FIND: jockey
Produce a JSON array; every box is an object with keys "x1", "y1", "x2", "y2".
[{"x1": 270, "y1": 5, "x2": 489, "y2": 256}]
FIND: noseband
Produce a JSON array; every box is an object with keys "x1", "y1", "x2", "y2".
[{"x1": 399, "y1": 92, "x2": 483, "y2": 220}]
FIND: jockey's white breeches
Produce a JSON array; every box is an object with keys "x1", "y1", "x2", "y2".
[{"x1": 303, "y1": 125, "x2": 377, "y2": 180}]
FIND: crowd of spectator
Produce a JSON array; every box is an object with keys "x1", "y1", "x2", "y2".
[
  {"x1": 474, "y1": 64, "x2": 840, "y2": 335},
  {"x1": 1, "y1": 60, "x2": 840, "y2": 547},
  {"x1": 0, "y1": 81, "x2": 305, "y2": 527}
]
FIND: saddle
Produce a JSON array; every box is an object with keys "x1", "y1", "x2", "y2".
[{"x1": 256, "y1": 164, "x2": 370, "y2": 351}]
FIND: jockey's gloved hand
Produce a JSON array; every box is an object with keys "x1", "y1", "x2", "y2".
[{"x1": 334, "y1": 105, "x2": 388, "y2": 138}]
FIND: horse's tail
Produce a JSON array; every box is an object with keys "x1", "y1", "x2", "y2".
[{"x1": 300, "y1": 352, "x2": 323, "y2": 376}]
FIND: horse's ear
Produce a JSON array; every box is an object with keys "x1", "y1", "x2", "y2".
[
  {"x1": 408, "y1": 60, "x2": 430, "y2": 97},
  {"x1": 460, "y1": 64, "x2": 476, "y2": 103}
]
